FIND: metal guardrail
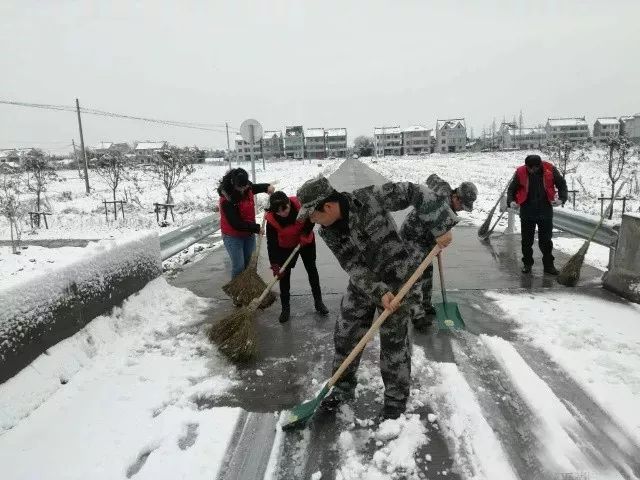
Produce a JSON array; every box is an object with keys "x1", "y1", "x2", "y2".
[
  {"x1": 158, "y1": 215, "x2": 220, "y2": 260},
  {"x1": 504, "y1": 204, "x2": 619, "y2": 247}
]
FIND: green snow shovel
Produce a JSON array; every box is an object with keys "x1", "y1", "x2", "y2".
[
  {"x1": 434, "y1": 252, "x2": 465, "y2": 331},
  {"x1": 281, "y1": 244, "x2": 443, "y2": 431}
]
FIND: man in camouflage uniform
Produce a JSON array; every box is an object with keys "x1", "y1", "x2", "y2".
[
  {"x1": 401, "y1": 174, "x2": 478, "y2": 331},
  {"x1": 296, "y1": 176, "x2": 458, "y2": 419}
]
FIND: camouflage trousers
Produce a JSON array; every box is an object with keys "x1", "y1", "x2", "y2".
[
  {"x1": 406, "y1": 239, "x2": 437, "y2": 308},
  {"x1": 332, "y1": 281, "x2": 412, "y2": 409}
]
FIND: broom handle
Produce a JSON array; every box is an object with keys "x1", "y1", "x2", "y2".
[
  {"x1": 437, "y1": 252, "x2": 448, "y2": 304},
  {"x1": 249, "y1": 216, "x2": 268, "y2": 269},
  {"x1": 254, "y1": 244, "x2": 302, "y2": 304},
  {"x1": 328, "y1": 244, "x2": 442, "y2": 388}
]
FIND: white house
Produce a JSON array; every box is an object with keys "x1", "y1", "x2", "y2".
[
  {"x1": 325, "y1": 128, "x2": 348, "y2": 158},
  {"x1": 435, "y1": 119, "x2": 466, "y2": 153},
  {"x1": 592, "y1": 118, "x2": 620, "y2": 145},
  {"x1": 235, "y1": 134, "x2": 262, "y2": 161},
  {"x1": 502, "y1": 126, "x2": 546, "y2": 150},
  {"x1": 402, "y1": 126, "x2": 432, "y2": 155},
  {"x1": 284, "y1": 126, "x2": 304, "y2": 159},
  {"x1": 305, "y1": 128, "x2": 326, "y2": 159},
  {"x1": 261, "y1": 130, "x2": 284, "y2": 159},
  {"x1": 374, "y1": 126, "x2": 402, "y2": 157},
  {"x1": 620, "y1": 114, "x2": 640, "y2": 144},
  {"x1": 545, "y1": 118, "x2": 589, "y2": 144},
  {"x1": 135, "y1": 141, "x2": 168, "y2": 157}
]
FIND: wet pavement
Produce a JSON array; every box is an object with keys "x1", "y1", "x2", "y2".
[{"x1": 169, "y1": 158, "x2": 638, "y2": 480}]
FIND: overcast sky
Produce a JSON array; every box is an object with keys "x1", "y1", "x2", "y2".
[{"x1": 1, "y1": 0, "x2": 639, "y2": 153}]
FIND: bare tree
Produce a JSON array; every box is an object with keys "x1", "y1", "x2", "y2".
[
  {"x1": 603, "y1": 136, "x2": 633, "y2": 219},
  {"x1": 94, "y1": 151, "x2": 128, "y2": 219},
  {"x1": 0, "y1": 165, "x2": 27, "y2": 253},
  {"x1": 23, "y1": 149, "x2": 57, "y2": 226},
  {"x1": 353, "y1": 136, "x2": 375, "y2": 156},
  {"x1": 546, "y1": 138, "x2": 587, "y2": 177},
  {"x1": 149, "y1": 147, "x2": 195, "y2": 205}
]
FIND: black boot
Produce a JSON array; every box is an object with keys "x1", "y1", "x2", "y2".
[
  {"x1": 521, "y1": 264, "x2": 532, "y2": 274},
  {"x1": 544, "y1": 265, "x2": 559, "y2": 275},
  {"x1": 314, "y1": 299, "x2": 329, "y2": 315},
  {"x1": 279, "y1": 304, "x2": 290, "y2": 324}
]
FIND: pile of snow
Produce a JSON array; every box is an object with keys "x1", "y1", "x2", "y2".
[{"x1": 0, "y1": 278, "x2": 240, "y2": 479}]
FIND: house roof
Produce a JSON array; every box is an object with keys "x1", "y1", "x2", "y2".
[
  {"x1": 263, "y1": 130, "x2": 283, "y2": 139},
  {"x1": 305, "y1": 128, "x2": 325, "y2": 138},
  {"x1": 374, "y1": 126, "x2": 401, "y2": 135},
  {"x1": 595, "y1": 118, "x2": 620, "y2": 126},
  {"x1": 94, "y1": 142, "x2": 113, "y2": 150},
  {"x1": 285, "y1": 126, "x2": 304, "y2": 136},
  {"x1": 402, "y1": 125, "x2": 431, "y2": 133},
  {"x1": 135, "y1": 141, "x2": 167, "y2": 150},
  {"x1": 547, "y1": 117, "x2": 587, "y2": 127},
  {"x1": 326, "y1": 128, "x2": 347, "y2": 137},
  {"x1": 436, "y1": 119, "x2": 466, "y2": 130}
]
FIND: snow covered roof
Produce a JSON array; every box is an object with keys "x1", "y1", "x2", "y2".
[
  {"x1": 547, "y1": 118, "x2": 587, "y2": 127},
  {"x1": 235, "y1": 134, "x2": 244, "y2": 142},
  {"x1": 402, "y1": 125, "x2": 431, "y2": 133},
  {"x1": 374, "y1": 126, "x2": 401, "y2": 135},
  {"x1": 326, "y1": 128, "x2": 347, "y2": 137},
  {"x1": 595, "y1": 118, "x2": 620, "y2": 126},
  {"x1": 436, "y1": 119, "x2": 466, "y2": 130},
  {"x1": 263, "y1": 130, "x2": 283, "y2": 139},
  {"x1": 285, "y1": 126, "x2": 304, "y2": 136},
  {"x1": 135, "y1": 141, "x2": 167, "y2": 150},
  {"x1": 93, "y1": 142, "x2": 113, "y2": 150},
  {"x1": 305, "y1": 128, "x2": 325, "y2": 138}
]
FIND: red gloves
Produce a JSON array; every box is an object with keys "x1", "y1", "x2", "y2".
[{"x1": 271, "y1": 264, "x2": 282, "y2": 278}]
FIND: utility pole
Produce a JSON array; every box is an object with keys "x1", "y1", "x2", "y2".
[
  {"x1": 75, "y1": 98, "x2": 90, "y2": 194},
  {"x1": 72, "y1": 139, "x2": 81, "y2": 178},
  {"x1": 225, "y1": 122, "x2": 232, "y2": 171}
]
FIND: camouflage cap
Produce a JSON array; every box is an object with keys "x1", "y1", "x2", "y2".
[
  {"x1": 295, "y1": 176, "x2": 336, "y2": 220},
  {"x1": 457, "y1": 182, "x2": 478, "y2": 212}
]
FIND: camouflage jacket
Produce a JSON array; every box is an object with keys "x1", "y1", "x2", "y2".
[
  {"x1": 319, "y1": 182, "x2": 458, "y2": 303},
  {"x1": 401, "y1": 174, "x2": 456, "y2": 250}
]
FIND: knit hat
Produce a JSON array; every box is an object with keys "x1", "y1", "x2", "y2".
[
  {"x1": 267, "y1": 191, "x2": 289, "y2": 211},
  {"x1": 525, "y1": 154, "x2": 542, "y2": 168}
]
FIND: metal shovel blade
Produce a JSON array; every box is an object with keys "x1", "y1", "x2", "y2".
[{"x1": 434, "y1": 301, "x2": 465, "y2": 331}]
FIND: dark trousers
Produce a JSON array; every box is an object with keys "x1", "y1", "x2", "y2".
[
  {"x1": 520, "y1": 214, "x2": 554, "y2": 267},
  {"x1": 279, "y1": 243, "x2": 322, "y2": 308}
]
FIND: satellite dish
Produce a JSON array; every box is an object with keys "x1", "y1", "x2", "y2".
[{"x1": 240, "y1": 119, "x2": 263, "y2": 144}]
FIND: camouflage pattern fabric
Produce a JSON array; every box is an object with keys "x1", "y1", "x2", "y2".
[{"x1": 318, "y1": 181, "x2": 458, "y2": 408}]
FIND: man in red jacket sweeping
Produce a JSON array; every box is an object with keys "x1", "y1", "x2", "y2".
[{"x1": 507, "y1": 154, "x2": 568, "y2": 275}]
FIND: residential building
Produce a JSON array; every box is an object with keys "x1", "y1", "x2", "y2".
[
  {"x1": 305, "y1": 128, "x2": 326, "y2": 159},
  {"x1": 284, "y1": 126, "x2": 304, "y2": 159},
  {"x1": 261, "y1": 130, "x2": 284, "y2": 159},
  {"x1": 93, "y1": 142, "x2": 131, "y2": 155},
  {"x1": 235, "y1": 134, "x2": 261, "y2": 161},
  {"x1": 135, "y1": 141, "x2": 168, "y2": 158},
  {"x1": 325, "y1": 128, "x2": 348, "y2": 158},
  {"x1": 374, "y1": 126, "x2": 402, "y2": 156},
  {"x1": 592, "y1": 118, "x2": 620, "y2": 145},
  {"x1": 502, "y1": 126, "x2": 547, "y2": 150},
  {"x1": 402, "y1": 126, "x2": 432, "y2": 155},
  {"x1": 435, "y1": 119, "x2": 467, "y2": 153},
  {"x1": 545, "y1": 117, "x2": 589, "y2": 144},
  {"x1": 620, "y1": 114, "x2": 640, "y2": 144}
]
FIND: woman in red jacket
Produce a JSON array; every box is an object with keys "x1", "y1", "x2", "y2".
[
  {"x1": 218, "y1": 168, "x2": 274, "y2": 278},
  {"x1": 266, "y1": 191, "x2": 329, "y2": 323}
]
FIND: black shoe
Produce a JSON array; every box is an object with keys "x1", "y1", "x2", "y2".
[
  {"x1": 279, "y1": 305, "x2": 290, "y2": 324},
  {"x1": 379, "y1": 403, "x2": 405, "y2": 421},
  {"x1": 314, "y1": 300, "x2": 329, "y2": 316},
  {"x1": 412, "y1": 315, "x2": 433, "y2": 333},
  {"x1": 424, "y1": 304, "x2": 436, "y2": 316},
  {"x1": 521, "y1": 265, "x2": 532, "y2": 274},
  {"x1": 544, "y1": 265, "x2": 559, "y2": 275},
  {"x1": 320, "y1": 388, "x2": 354, "y2": 412}
]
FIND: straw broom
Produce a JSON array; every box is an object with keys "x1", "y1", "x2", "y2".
[
  {"x1": 478, "y1": 175, "x2": 513, "y2": 238},
  {"x1": 557, "y1": 179, "x2": 628, "y2": 287},
  {"x1": 222, "y1": 216, "x2": 277, "y2": 308},
  {"x1": 210, "y1": 245, "x2": 302, "y2": 362}
]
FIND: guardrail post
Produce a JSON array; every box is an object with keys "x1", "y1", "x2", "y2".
[
  {"x1": 505, "y1": 208, "x2": 516, "y2": 234},
  {"x1": 603, "y1": 213, "x2": 640, "y2": 303}
]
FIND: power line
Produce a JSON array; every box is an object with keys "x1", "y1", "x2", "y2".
[{"x1": 0, "y1": 99, "x2": 239, "y2": 133}]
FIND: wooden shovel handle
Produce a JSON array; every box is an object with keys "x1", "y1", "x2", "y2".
[{"x1": 328, "y1": 244, "x2": 442, "y2": 388}]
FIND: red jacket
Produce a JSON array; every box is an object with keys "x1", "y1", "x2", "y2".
[
  {"x1": 514, "y1": 161, "x2": 557, "y2": 205},
  {"x1": 265, "y1": 197, "x2": 314, "y2": 248},
  {"x1": 220, "y1": 190, "x2": 255, "y2": 237}
]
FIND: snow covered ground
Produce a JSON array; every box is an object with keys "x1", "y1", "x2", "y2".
[{"x1": 0, "y1": 278, "x2": 241, "y2": 480}]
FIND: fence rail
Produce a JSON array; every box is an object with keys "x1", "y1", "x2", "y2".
[{"x1": 158, "y1": 215, "x2": 220, "y2": 261}]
